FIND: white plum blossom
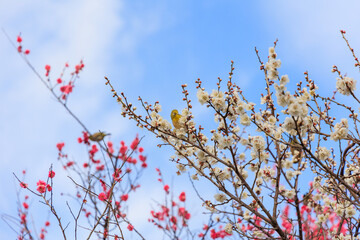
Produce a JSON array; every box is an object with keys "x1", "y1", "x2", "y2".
[
  {"x1": 238, "y1": 153, "x2": 245, "y2": 160},
  {"x1": 284, "y1": 189, "x2": 295, "y2": 199},
  {"x1": 245, "y1": 102, "x2": 255, "y2": 111},
  {"x1": 197, "y1": 150, "x2": 208, "y2": 163},
  {"x1": 214, "y1": 193, "x2": 227, "y2": 203},
  {"x1": 150, "y1": 111, "x2": 172, "y2": 131},
  {"x1": 250, "y1": 136, "x2": 266, "y2": 152},
  {"x1": 235, "y1": 101, "x2": 246, "y2": 114},
  {"x1": 315, "y1": 213, "x2": 328, "y2": 226},
  {"x1": 212, "y1": 167, "x2": 230, "y2": 181},
  {"x1": 315, "y1": 146, "x2": 331, "y2": 160},
  {"x1": 232, "y1": 126, "x2": 240, "y2": 133},
  {"x1": 224, "y1": 223, "x2": 233, "y2": 234},
  {"x1": 197, "y1": 89, "x2": 210, "y2": 105},
  {"x1": 218, "y1": 136, "x2": 233, "y2": 149},
  {"x1": 243, "y1": 210, "x2": 251, "y2": 220},
  {"x1": 335, "y1": 207, "x2": 345, "y2": 217},
  {"x1": 345, "y1": 206, "x2": 356, "y2": 218},
  {"x1": 154, "y1": 103, "x2": 162, "y2": 112},
  {"x1": 191, "y1": 174, "x2": 199, "y2": 180},
  {"x1": 336, "y1": 76, "x2": 357, "y2": 96},
  {"x1": 249, "y1": 164, "x2": 259, "y2": 172},
  {"x1": 256, "y1": 178, "x2": 263, "y2": 186},
  {"x1": 241, "y1": 192, "x2": 248, "y2": 199},
  {"x1": 176, "y1": 164, "x2": 186, "y2": 173},
  {"x1": 238, "y1": 168, "x2": 248, "y2": 179},
  {"x1": 240, "y1": 138, "x2": 249, "y2": 146},
  {"x1": 300, "y1": 88, "x2": 311, "y2": 102},
  {"x1": 268, "y1": 115, "x2": 277, "y2": 125},
  {"x1": 210, "y1": 90, "x2": 226, "y2": 111},
  {"x1": 280, "y1": 75, "x2": 290, "y2": 85},
  {"x1": 288, "y1": 98, "x2": 308, "y2": 118},
  {"x1": 274, "y1": 83, "x2": 294, "y2": 107},
  {"x1": 240, "y1": 114, "x2": 251, "y2": 126},
  {"x1": 283, "y1": 160, "x2": 293, "y2": 169},
  {"x1": 282, "y1": 117, "x2": 298, "y2": 135},
  {"x1": 286, "y1": 170, "x2": 295, "y2": 180}
]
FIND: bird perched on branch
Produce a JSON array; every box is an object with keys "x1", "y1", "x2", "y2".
[
  {"x1": 89, "y1": 131, "x2": 110, "y2": 142},
  {"x1": 171, "y1": 109, "x2": 182, "y2": 129}
]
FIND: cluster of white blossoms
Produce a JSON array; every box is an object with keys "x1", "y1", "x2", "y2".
[
  {"x1": 249, "y1": 136, "x2": 265, "y2": 152},
  {"x1": 336, "y1": 76, "x2": 357, "y2": 96},
  {"x1": 211, "y1": 167, "x2": 231, "y2": 181},
  {"x1": 335, "y1": 202, "x2": 357, "y2": 218},
  {"x1": 344, "y1": 165, "x2": 360, "y2": 185},
  {"x1": 210, "y1": 89, "x2": 226, "y2": 112},
  {"x1": 312, "y1": 176, "x2": 357, "y2": 218},
  {"x1": 285, "y1": 170, "x2": 301, "y2": 181},
  {"x1": 216, "y1": 134, "x2": 234, "y2": 150},
  {"x1": 249, "y1": 135, "x2": 269, "y2": 160},
  {"x1": 274, "y1": 79, "x2": 310, "y2": 119},
  {"x1": 112, "y1": 40, "x2": 360, "y2": 239},
  {"x1": 264, "y1": 48, "x2": 312, "y2": 123},
  {"x1": 337, "y1": 233, "x2": 360, "y2": 240},
  {"x1": 287, "y1": 91, "x2": 309, "y2": 118},
  {"x1": 265, "y1": 47, "x2": 281, "y2": 80},
  {"x1": 330, "y1": 118, "x2": 349, "y2": 141},
  {"x1": 274, "y1": 82, "x2": 293, "y2": 107},
  {"x1": 150, "y1": 109, "x2": 172, "y2": 131}
]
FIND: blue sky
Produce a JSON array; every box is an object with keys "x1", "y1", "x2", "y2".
[{"x1": 1, "y1": 1, "x2": 360, "y2": 239}]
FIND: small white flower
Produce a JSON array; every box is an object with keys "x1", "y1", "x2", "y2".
[
  {"x1": 346, "y1": 206, "x2": 356, "y2": 218},
  {"x1": 243, "y1": 210, "x2": 251, "y2": 220},
  {"x1": 176, "y1": 164, "x2": 186, "y2": 172},
  {"x1": 154, "y1": 104, "x2": 162, "y2": 112},
  {"x1": 316, "y1": 214, "x2": 327, "y2": 226},
  {"x1": 288, "y1": 100, "x2": 306, "y2": 118},
  {"x1": 233, "y1": 126, "x2": 240, "y2": 133},
  {"x1": 315, "y1": 146, "x2": 331, "y2": 160},
  {"x1": 283, "y1": 160, "x2": 293, "y2": 169},
  {"x1": 286, "y1": 170, "x2": 295, "y2": 180},
  {"x1": 280, "y1": 75, "x2": 289, "y2": 85},
  {"x1": 240, "y1": 114, "x2": 251, "y2": 126},
  {"x1": 241, "y1": 192, "x2": 248, "y2": 199},
  {"x1": 240, "y1": 169, "x2": 248, "y2": 179},
  {"x1": 251, "y1": 136, "x2": 266, "y2": 151},
  {"x1": 238, "y1": 153, "x2": 246, "y2": 160},
  {"x1": 268, "y1": 115, "x2": 277, "y2": 125},
  {"x1": 240, "y1": 138, "x2": 249, "y2": 146},
  {"x1": 191, "y1": 174, "x2": 199, "y2": 180},
  {"x1": 197, "y1": 89, "x2": 210, "y2": 105},
  {"x1": 336, "y1": 76, "x2": 357, "y2": 96},
  {"x1": 224, "y1": 223, "x2": 233, "y2": 234},
  {"x1": 285, "y1": 189, "x2": 295, "y2": 199},
  {"x1": 268, "y1": 47, "x2": 275, "y2": 55},
  {"x1": 256, "y1": 178, "x2": 263, "y2": 186},
  {"x1": 245, "y1": 102, "x2": 255, "y2": 111},
  {"x1": 313, "y1": 194, "x2": 321, "y2": 201},
  {"x1": 214, "y1": 193, "x2": 227, "y2": 203}
]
